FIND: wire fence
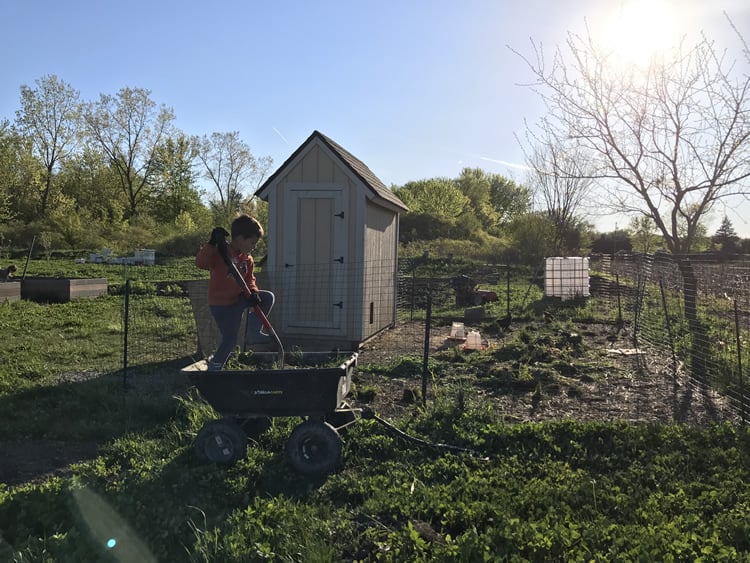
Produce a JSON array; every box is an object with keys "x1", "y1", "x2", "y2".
[{"x1": 121, "y1": 253, "x2": 750, "y2": 426}]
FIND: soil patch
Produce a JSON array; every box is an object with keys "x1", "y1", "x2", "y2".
[{"x1": 0, "y1": 440, "x2": 100, "y2": 486}]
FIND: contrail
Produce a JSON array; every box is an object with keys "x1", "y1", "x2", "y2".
[
  {"x1": 273, "y1": 127, "x2": 290, "y2": 146},
  {"x1": 480, "y1": 156, "x2": 530, "y2": 171}
]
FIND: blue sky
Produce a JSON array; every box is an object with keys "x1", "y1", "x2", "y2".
[{"x1": 2, "y1": 0, "x2": 749, "y2": 236}]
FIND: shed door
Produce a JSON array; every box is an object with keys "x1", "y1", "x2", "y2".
[{"x1": 282, "y1": 188, "x2": 347, "y2": 331}]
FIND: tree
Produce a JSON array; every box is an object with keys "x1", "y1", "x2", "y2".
[
  {"x1": 84, "y1": 87, "x2": 175, "y2": 218},
  {"x1": 487, "y1": 174, "x2": 531, "y2": 227},
  {"x1": 515, "y1": 24, "x2": 750, "y2": 320},
  {"x1": 0, "y1": 120, "x2": 18, "y2": 223},
  {"x1": 590, "y1": 230, "x2": 632, "y2": 254},
  {"x1": 628, "y1": 216, "x2": 662, "y2": 254},
  {"x1": 0, "y1": 121, "x2": 44, "y2": 223},
  {"x1": 57, "y1": 146, "x2": 127, "y2": 224},
  {"x1": 455, "y1": 168, "x2": 498, "y2": 232},
  {"x1": 712, "y1": 215, "x2": 739, "y2": 253},
  {"x1": 150, "y1": 133, "x2": 203, "y2": 224},
  {"x1": 522, "y1": 130, "x2": 594, "y2": 255},
  {"x1": 195, "y1": 131, "x2": 272, "y2": 220},
  {"x1": 455, "y1": 168, "x2": 532, "y2": 235},
  {"x1": 506, "y1": 212, "x2": 557, "y2": 265},
  {"x1": 393, "y1": 178, "x2": 469, "y2": 223},
  {"x1": 15, "y1": 75, "x2": 81, "y2": 216}
]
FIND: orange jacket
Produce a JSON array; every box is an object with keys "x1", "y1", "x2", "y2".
[{"x1": 195, "y1": 243, "x2": 258, "y2": 306}]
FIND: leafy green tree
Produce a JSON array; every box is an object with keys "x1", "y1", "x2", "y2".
[
  {"x1": 455, "y1": 168, "x2": 498, "y2": 232},
  {"x1": 487, "y1": 174, "x2": 531, "y2": 227},
  {"x1": 590, "y1": 230, "x2": 632, "y2": 254},
  {"x1": 0, "y1": 124, "x2": 44, "y2": 223},
  {"x1": 393, "y1": 178, "x2": 469, "y2": 224},
  {"x1": 195, "y1": 131, "x2": 273, "y2": 221},
  {"x1": 506, "y1": 212, "x2": 557, "y2": 265},
  {"x1": 57, "y1": 147, "x2": 126, "y2": 224},
  {"x1": 83, "y1": 87, "x2": 175, "y2": 218},
  {"x1": 0, "y1": 120, "x2": 19, "y2": 223},
  {"x1": 150, "y1": 133, "x2": 203, "y2": 225},
  {"x1": 712, "y1": 215, "x2": 739, "y2": 253},
  {"x1": 15, "y1": 75, "x2": 82, "y2": 217}
]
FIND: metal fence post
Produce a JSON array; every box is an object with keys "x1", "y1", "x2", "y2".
[
  {"x1": 659, "y1": 278, "x2": 677, "y2": 379},
  {"x1": 733, "y1": 299, "x2": 746, "y2": 425},
  {"x1": 123, "y1": 279, "x2": 130, "y2": 389},
  {"x1": 422, "y1": 293, "x2": 432, "y2": 407}
]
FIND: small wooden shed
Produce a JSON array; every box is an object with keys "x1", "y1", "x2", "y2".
[{"x1": 255, "y1": 130, "x2": 407, "y2": 350}]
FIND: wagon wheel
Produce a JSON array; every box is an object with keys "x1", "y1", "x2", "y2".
[
  {"x1": 286, "y1": 420, "x2": 342, "y2": 476},
  {"x1": 325, "y1": 402, "x2": 357, "y2": 432},
  {"x1": 194, "y1": 419, "x2": 248, "y2": 464}
]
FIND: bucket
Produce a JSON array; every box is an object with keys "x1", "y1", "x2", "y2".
[
  {"x1": 450, "y1": 322, "x2": 466, "y2": 339},
  {"x1": 464, "y1": 330, "x2": 483, "y2": 350}
]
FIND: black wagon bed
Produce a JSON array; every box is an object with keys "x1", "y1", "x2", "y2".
[{"x1": 181, "y1": 353, "x2": 358, "y2": 418}]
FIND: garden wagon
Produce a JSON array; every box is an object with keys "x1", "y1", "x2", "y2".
[{"x1": 181, "y1": 353, "x2": 358, "y2": 476}]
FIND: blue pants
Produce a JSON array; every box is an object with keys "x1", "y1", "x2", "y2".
[{"x1": 208, "y1": 290, "x2": 275, "y2": 371}]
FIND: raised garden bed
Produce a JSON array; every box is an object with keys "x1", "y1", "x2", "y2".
[
  {"x1": 0, "y1": 281, "x2": 21, "y2": 303},
  {"x1": 21, "y1": 277, "x2": 108, "y2": 303}
]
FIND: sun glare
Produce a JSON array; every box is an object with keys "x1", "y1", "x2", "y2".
[{"x1": 602, "y1": 0, "x2": 682, "y2": 66}]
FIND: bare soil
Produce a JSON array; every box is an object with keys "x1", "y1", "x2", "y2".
[
  {"x1": 354, "y1": 319, "x2": 739, "y2": 425},
  {"x1": 1, "y1": 319, "x2": 739, "y2": 487}
]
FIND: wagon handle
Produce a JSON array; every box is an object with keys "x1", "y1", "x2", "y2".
[{"x1": 216, "y1": 238, "x2": 285, "y2": 367}]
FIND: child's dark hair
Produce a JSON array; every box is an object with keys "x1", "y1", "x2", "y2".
[{"x1": 231, "y1": 214, "x2": 264, "y2": 239}]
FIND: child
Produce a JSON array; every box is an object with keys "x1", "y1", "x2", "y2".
[{"x1": 195, "y1": 215, "x2": 275, "y2": 371}]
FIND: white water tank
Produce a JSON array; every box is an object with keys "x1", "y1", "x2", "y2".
[{"x1": 544, "y1": 257, "x2": 590, "y2": 300}]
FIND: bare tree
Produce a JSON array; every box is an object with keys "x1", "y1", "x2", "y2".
[
  {"x1": 521, "y1": 128, "x2": 594, "y2": 254},
  {"x1": 83, "y1": 87, "x2": 175, "y2": 217},
  {"x1": 628, "y1": 215, "x2": 661, "y2": 254},
  {"x1": 513, "y1": 24, "x2": 750, "y2": 320},
  {"x1": 194, "y1": 131, "x2": 273, "y2": 220},
  {"x1": 15, "y1": 75, "x2": 81, "y2": 216}
]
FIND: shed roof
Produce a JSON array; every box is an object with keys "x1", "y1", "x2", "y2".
[{"x1": 255, "y1": 130, "x2": 408, "y2": 211}]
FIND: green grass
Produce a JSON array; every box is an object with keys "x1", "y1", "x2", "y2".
[
  {"x1": 15, "y1": 256, "x2": 205, "y2": 284},
  {"x1": 2, "y1": 399, "x2": 749, "y2": 561},
  {"x1": 1, "y1": 262, "x2": 750, "y2": 560}
]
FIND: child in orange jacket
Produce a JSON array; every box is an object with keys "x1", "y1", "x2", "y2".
[{"x1": 195, "y1": 215, "x2": 275, "y2": 371}]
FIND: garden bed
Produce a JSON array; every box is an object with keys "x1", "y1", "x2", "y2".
[
  {"x1": 0, "y1": 281, "x2": 21, "y2": 303},
  {"x1": 21, "y1": 277, "x2": 108, "y2": 302}
]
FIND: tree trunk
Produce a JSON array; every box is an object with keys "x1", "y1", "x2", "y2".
[
  {"x1": 676, "y1": 257, "x2": 709, "y2": 384},
  {"x1": 676, "y1": 257, "x2": 697, "y2": 323}
]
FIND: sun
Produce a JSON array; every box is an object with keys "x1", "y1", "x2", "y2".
[{"x1": 602, "y1": 0, "x2": 683, "y2": 66}]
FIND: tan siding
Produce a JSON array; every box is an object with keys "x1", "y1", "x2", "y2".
[
  {"x1": 362, "y1": 203, "x2": 398, "y2": 339},
  {"x1": 318, "y1": 146, "x2": 335, "y2": 182},
  {"x1": 259, "y1": 137, "x2": 400, "y2": 349}
]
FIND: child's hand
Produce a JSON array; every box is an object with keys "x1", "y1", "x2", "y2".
[
  {"x1": 209, "y1": 227, "x2": 229, "y2": 245},
  {"x1": 246, "y1": 292, "x2": 262, "y2": 306}
]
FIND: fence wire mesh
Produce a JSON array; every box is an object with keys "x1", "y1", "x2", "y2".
[{"x1": 121, "y1": 253, "x2": 749, "y2": 425}]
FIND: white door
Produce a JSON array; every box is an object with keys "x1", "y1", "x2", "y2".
[{"x1": 282, "y1": 187, "x2": 348, "y2": 332}]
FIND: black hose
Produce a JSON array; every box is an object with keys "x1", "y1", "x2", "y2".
[{"x1": 361, "y1": 408, "x2": 489, "y2": 460}]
